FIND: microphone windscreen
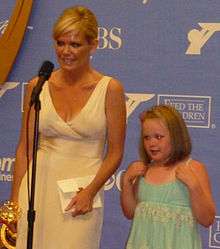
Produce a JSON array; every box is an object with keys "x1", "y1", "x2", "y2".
[{"x1": 38, "y1": 61, "x2": 54, "y2": 80}]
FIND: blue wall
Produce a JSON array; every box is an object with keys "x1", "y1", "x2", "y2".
[{"x1": 1, "y1": 1, "x2": 220, "y2": 248}]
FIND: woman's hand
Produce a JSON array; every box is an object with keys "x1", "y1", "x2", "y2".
[{"x1": 65, "y1": 188, "x2": 94, "y2": 217}]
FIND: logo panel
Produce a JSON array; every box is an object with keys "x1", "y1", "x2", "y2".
[
  {"x1": 98, "y1": 27, "x2": 122, "y2": 50},
  {"x1": 209, "y1": 217, "x2": 220, "y2": 248},
  {"x1": 186, "y1": 23, "x2": 220, "y2": 55},
  {"x1": 158, "y1": 95, "x2": 211, "y2": 128},
  {"x1": 126, "y1": 93, "x2": 155, "y2": 119},
  {"x1": 0, "y1": 157, "x2": 14, "y2": 182},
  {"x1": 0, "y1": 20, "x2": 8, "y2": 35}
]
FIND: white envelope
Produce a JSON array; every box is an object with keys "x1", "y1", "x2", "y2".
[{"x1": 57, "y1": 175, "x2": 102, "y2": 214}]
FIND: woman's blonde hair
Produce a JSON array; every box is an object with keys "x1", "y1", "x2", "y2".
[
  {"x1": 53, "y1": 6, "x2": 98, "y2": 43},
  {"x1": 139, "y1": 105, "x2": 191, "y2": 165}
]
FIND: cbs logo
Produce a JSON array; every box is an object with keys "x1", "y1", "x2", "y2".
[
  {"x1": 98, "y1": 27, "x2": 122, "y2": 50},
  {"x1": 104, "y1": 170, "x2": 125, "y2": 191}
]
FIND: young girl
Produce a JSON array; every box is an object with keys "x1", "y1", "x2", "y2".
[{"x1": 121, "y1": 105, "x2": 216, "y2": 249}]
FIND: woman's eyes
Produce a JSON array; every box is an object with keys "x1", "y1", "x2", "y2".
[
  {"x1": 56, "y1": 41, "x2": 64, "y2": 46},
  {"x1": 56, "y1": 41, "x2": 81, "y2": 48},
  {"x1": 70, "y1": 42, "x2": 81, "y2": 48}
]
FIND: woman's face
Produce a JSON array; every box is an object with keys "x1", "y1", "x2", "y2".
[
  {"x1": 142, "y1": 118, "x2": 172, "y2": 164},
  {"x1": 54, "y1": 30, "x2": 97, "y2": 72}
]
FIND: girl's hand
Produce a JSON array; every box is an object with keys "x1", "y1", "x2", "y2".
[
  {"x1": 65, "y1": 188, "x2": 94, "y2": 217},
  {"x1": 123, "y1": 161, "x2": 147, "y2": 185},
  {"x1": 175, "y1": 164, "x2": 198, "y2": 189}
]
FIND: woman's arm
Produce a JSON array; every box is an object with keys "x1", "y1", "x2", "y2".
[
  {"x1": 120, "y1": 161, "x2": 146, "y2": 219},
  {"x1": 67, "y1": 78, "x2": 126, "y2": 216},
  {"x1": 10, "y1": 79, "x2": 37, "y2": 203},
  {"x1": 86, "y1": 78, "x2": 126, "y2": 194},
  {"x1": 176, "y1": 160, "x2": 216, "y2": 227}
]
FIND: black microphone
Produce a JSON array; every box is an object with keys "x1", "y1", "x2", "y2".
[{"x1": 29, "y1": 60, "x2": 54, "y2": 106}]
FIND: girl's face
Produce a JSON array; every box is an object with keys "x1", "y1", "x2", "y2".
[
  {"x1": 54, "y1": 30, "x2": 97, "y2": 72},
  {"x1": 142, "y1": 118, "x2": 172, "y2": 164}
]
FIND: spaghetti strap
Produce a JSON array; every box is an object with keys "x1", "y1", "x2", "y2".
[{"x1": 186, "y1": 157, "x2": 192, "y2": 166}]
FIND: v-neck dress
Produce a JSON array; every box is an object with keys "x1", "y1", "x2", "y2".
[
  {"x1": 126, "y1": 163, "x2": 202, "y2": 249},
  {"x1": 16, "y1": 76, "x2": 111, "y2": 249}
]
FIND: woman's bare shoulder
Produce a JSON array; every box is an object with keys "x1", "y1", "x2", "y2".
[{"x1": 107, "y1": 77, "x2": 124, "y2": 93}]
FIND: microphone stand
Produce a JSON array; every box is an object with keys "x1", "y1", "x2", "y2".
[{"x1": 26, "y1": 96, "x2": 41, "y2": 249}]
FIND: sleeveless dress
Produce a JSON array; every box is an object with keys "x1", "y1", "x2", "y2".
[
  {"x1": 16, "y1": 76, "x2": 111, "y2": 249},
  {"x1": 126, "y1": 163, "x2": 202, "y2": 249}
]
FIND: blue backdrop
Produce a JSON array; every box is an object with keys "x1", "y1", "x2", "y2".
[{"x1": 0, "y1": 1, "x2": 220, "y2": 248}]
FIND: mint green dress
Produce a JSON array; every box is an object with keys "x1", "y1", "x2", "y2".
[{"x1": 126, "y1": 177, "x2": 202, "y2": 249}]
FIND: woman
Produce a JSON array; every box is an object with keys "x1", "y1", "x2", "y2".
[{"x1": 11, "y1": 5, "x2": 126, "y2": 249}]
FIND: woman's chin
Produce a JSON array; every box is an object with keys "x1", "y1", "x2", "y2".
[{"x1": 61, "y1": 64, "x2": 75, "y2": 71}]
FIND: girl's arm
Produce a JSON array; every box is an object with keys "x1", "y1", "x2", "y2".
[
  {"x1": 176, "y1": 160, "x2": 216, "y2": 227},
  {"x1": 120, "y1": 161, "x2": 146, "y2": 219}
]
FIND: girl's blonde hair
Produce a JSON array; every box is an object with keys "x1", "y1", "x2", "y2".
[{"x1": 139, "y1": 105, "x2": 191, "y2": 165}]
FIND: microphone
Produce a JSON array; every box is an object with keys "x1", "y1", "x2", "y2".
[{"x1": 29, "y1": 60, "x2": 54, "y2": 106}]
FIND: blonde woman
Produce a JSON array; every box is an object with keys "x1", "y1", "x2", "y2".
[{"x1": 11, "y1": 6, "x2": 126, "y2": 249}]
